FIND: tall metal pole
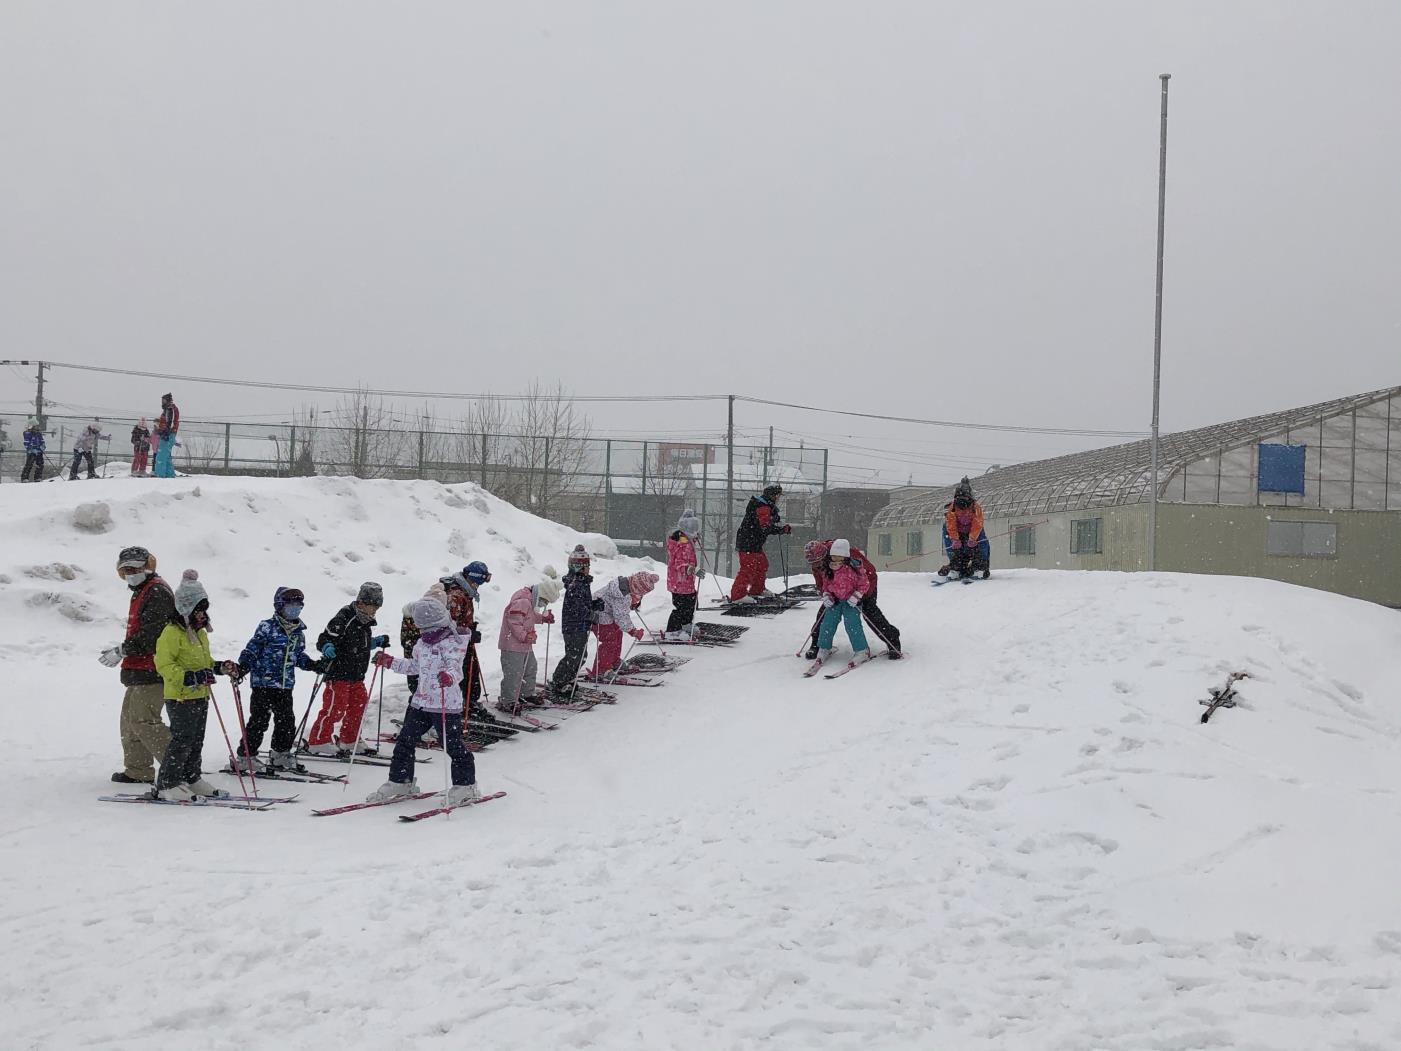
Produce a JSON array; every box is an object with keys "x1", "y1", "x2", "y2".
[
  {"x1": 35, "y1": 361, "x2": 47, "y2": 428},
  {"x1": 725, "y1": 394, "x2": 735, "y2": 576},
  {"x1": 1148, "y1": 73, "x2": 1171, "y2": 572}
]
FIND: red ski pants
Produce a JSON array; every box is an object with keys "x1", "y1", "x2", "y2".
[
  {"x1": 729, "y1": 551, "x2": 770, "y2": 600},
  {"x1": 131, "y1": 449, "x2": 149, "y2": 473},
  {"x1": 308, "y1": 680, "x2": 369, "y2": 746},
  {"x1": 589, "y1": 624, "x2": 624, "y2": 679}
]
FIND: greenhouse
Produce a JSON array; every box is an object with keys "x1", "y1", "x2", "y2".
[{"x1": 868, "y1": 386, "x2": 1401, "y2": 606}]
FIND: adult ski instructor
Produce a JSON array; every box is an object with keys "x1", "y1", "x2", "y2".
[{"x1": 729, "y1": 484, "x2": 792, "y2": 604}]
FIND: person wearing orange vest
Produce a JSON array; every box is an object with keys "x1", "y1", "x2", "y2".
[{"x1": 940, "y1": 477, "x2": 990, "y2": 580}]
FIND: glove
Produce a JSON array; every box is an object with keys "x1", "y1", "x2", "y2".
[
  {"x1": 221, "y1": 661, "x2": 245, "y2": 682},
  {"x1": 371, "y1": 651, "x2": 394, "y2": 669},
  {"x1": 312, "y1": 659, "x2": 329, "y2": 674},
  {"x1": 541, "y1": 611, "x2": 555, "y2": 624},
  {"x1": 182, "y1": 669, "x2": 216, "y2": 687},
  {"x1": 98, "y1": 645, "x2": 124, "y2": 668},
  {"x1": 436, "y1": 670, "x2": 454, "y2": 687},
  {"x1": 629, "y1": 628, "x2": 645, "y2": 640},
  {"x1": 950, "y1": 539, "x2": 963, "y2": 550},
  {"x1": 822, "y1": 595, "x2": 835, "y2": 609},
  {"x1": 470, "y1": 628, "x2": 482, "y2": 644},
  {"x1": 526, "y1": 630, "x2": 538, "y2": 645},
  {"x1": 320, "y1": 643, "x2": 337, "y2": 659},
  {"x1": 696, "y1": 568, "x2": 705, "y2": 580},
  {"x1": 847, "y1": 594, "x2": 861, "y2": 607},
  {"x1": 371, "y1": 635, "x2": 390, "y2": 649},
  {"x1": 781, "y1": 525, "x2": 792, "y2": 535}
]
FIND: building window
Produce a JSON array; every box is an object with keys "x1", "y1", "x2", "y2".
[
  {"x1": 906, "y1": 531, "x2": 923, "y2": 556},
  {"x1": 1258, "y1": 443, "x2": 1307, "y2": 494},
  {"x1": 877, "y1": 533, "x2": 892, "y2": 557},
  {"x1": 1070, "y1": 518, "x2": 1102, "y2": 555},
  {"x1": 1010, "y1": 523, "x2": 1036, "y2": 556},
  {"x1": 1266, "y1": 520, "x2": 1337, "y2": 558}
]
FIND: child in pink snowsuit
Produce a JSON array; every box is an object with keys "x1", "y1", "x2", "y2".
[
  {"x1": 665, "y1": 509, "x2": 702, "y2": 639},
  {"x1": 814, "y1": 539, "x2": 871, "y2": 661},
  {"x1": 589, "y1": 571, "x2": 658, "y2": 680}
]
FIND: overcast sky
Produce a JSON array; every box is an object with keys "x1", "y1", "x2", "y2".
[{"x1": 3, "y1": 1, "x2": 1398, "y2": 487}]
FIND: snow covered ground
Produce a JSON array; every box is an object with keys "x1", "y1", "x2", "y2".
[{"x1": 3, "y1": 476, "x2": 1400, "y2": 1050}]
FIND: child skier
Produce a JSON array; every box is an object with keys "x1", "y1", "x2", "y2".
[
  {"x1": 368, "y1": 598, "x2": 481, "y2": 804},
  {"x1": 130, "y1": 418, "x2": 151, "y2": 476},
  {"x1": 20, "y1": 420, "x2": 45, "y2": 482},
  {"x1": 665, "y1": 509, "x2": 703, "y2": 640},
  {"x1": 807, "y1": 540, "x2": 873, "y2": 673},
  {"x1": 440, "y1": 562, "x2": 491, "y2": 709},
  {"x1": 152, "y1": 570, "x2": 243, "y2": 801},
  {"x1": 234, "y1": 587, "x2": 324, "y2": 773},
  {"x1": 496, "y1": 569, "x2": 562, "y2": 714},
  {"x1": 588, "y1": 571, "x2": 658, "y2": 680},
  {"x1": 802, "y1": 539, "x2": 902, "y2": 659},
  {"x1": 940, "y1": 477, "x2": 991, "y2": 579},
  {"x1": 549, "y1": 546, "x2": 594, "y2": 698},
  {"x1": 307, "y1": 582, "x2": 388, "y2": 756},
  {"x1": 69, "y1": 422, "x2": 107, "y2": 480}
]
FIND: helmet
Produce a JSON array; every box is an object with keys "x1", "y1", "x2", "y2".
[{"x1": 464, "y1": 561, "x2": 491, "y2": 585}]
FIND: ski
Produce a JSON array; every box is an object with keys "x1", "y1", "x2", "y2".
[
  {"x1": 311, "y1": 791, "x2": 440, "y2": 817},
  {"x1": 398, "y1": 790, "x2": 507, "y2": 823},
  {"x1": 824, "y1": 653, "x2": 880, "y2": 679},
  {"x1": 295, "y1": 751, "x2": 403, "y2": 767},
  {"x1": 1199, "y1": 671, "x2": 1249, "y2": 724},
  {"x1": 99, "y1": 793, "x2": 275, "y2": 811},
  {"x1": 586, "y1": 674, "x2": 662, "y2": 688},
  {"x1": 220, "y1": 766, "x2": 347, "y2": 785},
  {"x1": 802, "y1": 658, "x2": 828, "y2": 678},
  {"x1": 375, "y1": 732, "x2": 494, "y2": 752},
  {"x1": 536, "y1": 682, "x2": 618, "y2": 705},
  {"x1": 616, "y1": 654, "x2": 691, "y2": 675}
]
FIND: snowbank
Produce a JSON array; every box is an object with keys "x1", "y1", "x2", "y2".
[{"x1": 2, "y1": 476, "x2": 1400, "y2": 1050}]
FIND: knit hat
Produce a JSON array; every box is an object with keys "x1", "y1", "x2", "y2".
[
  {"x1": 628, "y1": 571, "x2": 660, "y2": 602},
  {"x1": 537, "y1": 573, "x2": 563, "y2": 606},
  {"x1": 422, "y1": 582, "x2": 449, "y2": 606},
  {"x1": 830, "y1": 539, "x2": 852, "y2": 559},
  {"x1": 173, "y1": 569, "x2": 209, "y2": 617},
  {"x1": 677, "y1": 508, "x2": 701, "y2": 537},
  {"x1": 804, "y1": 540, "x2": 831, "y2": 566},
  {"x1": 138, "y1": 417, "x2": 147, "y2": 428},
  {"x1": 409, "y1": 598, "x2": 451, "y2": 631},
  {"x1": 356, "y1": 581, "x2": 384, "y2": 607},
  {"x1": 954, "y1": 477, "x2": 974, "y2": 501},
  {"x1": 567, "y1": 544, "x2": 590, "y2": 570},
  {"x1": 762, "y1": 484, "x2": 783, "y2": 500}
]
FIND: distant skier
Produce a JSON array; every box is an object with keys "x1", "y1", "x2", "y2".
[
  {"x1": 665, "y1": 509, "x2": 703, "y2": 639},
  {"x1": 368, "y1": 598, "x2": 483, "y2": 805},
  {"x1": 20, "y1": 420, "x2": 45, "y2": 482},
  {"x1": 939, "y1": 477, "x2": 990, "y2": 580},
  {"x1": 589, "y1": 571, "x2": 657, "y2": 680},
  {"x1": 99, "y1": 546, "x2": 174, "y2": 785},
  {"x1": 806, "y1": 540, "x2": 873, "y2": 673},
  {"x1": 496, "y1": 568, "x2": 562, "y2": 714},
  {"x1": 130, "y1": 418, "x2": 152, "y2": 477},
  {"x1": 69, "y1": 422, "x2": 107, "y2": 480},
  {"x1": 802, "y1": 539, "x2": 902, "y2": 659},
  {"x1": 233, "y1": 587, "x2": 324, "y2": 773},
  {"x1": 152, "y1": 569, "x2": 243, "y2": 801},
  {"x1": 307, "y1": 582, "x2": 388, "y2": 756},
  {"x1": 548, "y1": 546, "x2": 594, "y2": 698},
  {"x1": 153, "y1": 393, "x2": 180, "y2": 478},
  {"x1": 729, "y1": 484, "x2": 792, "y2": 603}
]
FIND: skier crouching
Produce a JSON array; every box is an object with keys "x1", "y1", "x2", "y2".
[
  {"x1": 802, "y1": 539, "x2": 902, "y2": 659},
  {"x1": 368, "y1": 599, "x2": 481, "y2": 805},
  {"x1": 808, "y1": 541, "x2": 873, "y2": 672},
  {"x1": 588, "y1": 572, "x2": 657, "y2": 680}
]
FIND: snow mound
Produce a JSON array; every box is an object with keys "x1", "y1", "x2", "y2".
[{"x1": 2, "y1": 477, "x2": 1400, "y2": 1050}]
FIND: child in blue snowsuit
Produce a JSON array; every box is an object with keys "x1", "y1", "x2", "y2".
[
  {"x1": 234, "y1": 587, "x2": 322, "y2": 772},
  {"x1": 21, "y1": 423, "x2": 45, "y2": 482}
]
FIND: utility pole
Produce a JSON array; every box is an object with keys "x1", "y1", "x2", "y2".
[
  {"x1": 0, "y1": 360, "x2": 48, "y2": 428},
  {"x1": 1148, "y1": 73, "x2": 1171, "y2": 572},
  {"x1": 726, "y1": 394, "x2": 735, "y2": 576}
]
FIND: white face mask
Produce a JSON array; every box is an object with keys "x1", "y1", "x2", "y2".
[{"x1": 123, "y1": 570, "x2": 150, "y2": 588}]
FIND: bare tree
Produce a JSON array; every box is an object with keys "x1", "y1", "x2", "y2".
[
  {"x1": 510, "y1": 381, "x2": 594, "y2": 518},
  {"x1": 321, "y1": 388, "x2": 408, "y2": 478},
  {"x1": 180, "y1": 433, "x2": 226, "y2": 474},
  {"x1": 454, "y1": 395, "x2": 518, "y2": 498}
]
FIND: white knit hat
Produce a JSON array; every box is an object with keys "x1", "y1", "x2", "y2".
[{"x1": 830, "y1": 539, "x2": 852, "y2": 559}]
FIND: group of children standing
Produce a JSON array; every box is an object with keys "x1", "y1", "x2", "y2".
[{"x1": 17, "y1": 393, "x2": 181, "y2": 483}]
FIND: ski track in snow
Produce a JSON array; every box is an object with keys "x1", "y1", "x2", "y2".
[{"x1": 2, "y1": 477, "x2": 1401, "y2": 1050}]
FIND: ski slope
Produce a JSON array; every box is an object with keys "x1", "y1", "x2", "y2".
[{"x1": 2, "y1": 476, "x2": 1401, "y2": 1050}]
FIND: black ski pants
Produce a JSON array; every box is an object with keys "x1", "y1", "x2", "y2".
[
  {"x1": 21, "y1": 452, "x2": 44, "y2": 482},
  {"x1": 390, "y1": 706, "x2": 475, "y2": 787},
  {"x1": 459, "y1": 642, "x2": 483, "y2": 705},
  {"x1": 69, "y1": 450, "x2": 95, "y2": 480},
  {"x1": 157, "y1": 699, "x2": 208, "y2": 789},
  {"x1": 666, "y1": 593, "x2": 698, "y2": 633},
  {"x1": 239, "y1": 686, "x2": 295, "y2": 756},
  {"x1": 806, "y1": 586, "x2": 901, "y2": 653},
  {"x1": 550, "y1": 633, "x2": 589, "y2": 692}
]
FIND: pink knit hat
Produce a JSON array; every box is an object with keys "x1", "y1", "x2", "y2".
[{"x1": 628, "y1": 571, "x2": 660, "y2": 602}]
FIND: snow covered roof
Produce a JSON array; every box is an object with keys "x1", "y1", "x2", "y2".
[{"x1": 873, "y1": 385, "x2": 1401, "y2": 525}]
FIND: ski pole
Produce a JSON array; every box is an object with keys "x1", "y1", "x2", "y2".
[
  {"x1": 780, "y1": 536, "x2": 790, "y2": 594},
  {"x1": 604, "y1": 631, "x2": 641, "y2": 685},
  {"x1": 696, "y1": 545, "x2": 727, "y2": 602},
  {"x1": 438, "y1": 686, "x2": 451, "y2": 815},
  {"x1": 292, "y1": 672, "x2": 325, "y2": 759},
  {"x1": 543, "y1": 620, "x2": 551, "y2": 689},
  {"x1": 375, "y1": 647, "x2": 387, "y2": 750},
  {"x1": 230, "y1": 679, "x2": 259, "y2": 798},
  {"x1": 210, "y1": 686, "x2": 251, "y2": 801},
  {"x1": 343, "y1": 663, "x2": 379, "y2": 790},
  {"x1": 795, "y1": 606, "x2": 825, "y2": 657},
  {"x1": 634, "y1": 608, "x2": 668, "y2": 660}
]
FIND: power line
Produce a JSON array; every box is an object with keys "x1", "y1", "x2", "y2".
[{"x1": 736, "y1": 395, "x2": 1147, "y2": 438}]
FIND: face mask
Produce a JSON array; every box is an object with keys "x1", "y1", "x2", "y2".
[
  {"x1": 123, "y1": 570, "x2": 150, "y2": 589},
  {"x1": 282, "y1": 604, "x2": 303, "y2": 620}
]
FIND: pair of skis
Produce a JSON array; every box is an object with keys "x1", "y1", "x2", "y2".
[
  {"x1": 100, "y1": 791, "x2": 301, "y2": 811},
  {"x1": 801, "y1": 650, "x2": 891, "y2": 679},
  {"x1": 311, "y1": 789, "x2": 506, "y2": 820},
  {"x1": 1199, "y1": 671, "x2": 1248, "y2": 723}
]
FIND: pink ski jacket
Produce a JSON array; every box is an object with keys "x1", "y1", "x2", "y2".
[
  {"x1": 822, "y1": 561, "x2": 869, "y2": 603},
  {"x1": 666, "y1": 534, "x2": 699, "y2": 595},
  {"x1": 497, "y1": 585, "x2": 547, "y2": 653}
]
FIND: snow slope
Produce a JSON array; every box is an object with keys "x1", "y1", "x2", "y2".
[{"x1": 3, "y1": 476, "x2": 1401, "y2": 1050}]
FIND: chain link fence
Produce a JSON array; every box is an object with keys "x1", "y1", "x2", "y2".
[{"x1": 1, "y1": 413, "x2": 849, "y2": 574}]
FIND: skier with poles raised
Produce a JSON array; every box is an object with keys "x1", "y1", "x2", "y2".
[
  {"x1": 728, "y1": 484, "x2": 791, "y2": 604},
  {"x1": 151, "y1": 570, "x2": 244, "y2": 800},
  {"x1": 801, "y1": 539, "x2": 902, "y2": 659},
  {"x1": 306, "y1": 582, "x2": 387, "y2": 756},
  {"x1": 548, "y1": 545, "x2": 594, "y2": 699},
  {"x1": 367, "y1": 598, "x2": 482, "y2": 805},
  {"x1": 232, "y1": 587, "x2": 325, "y2": 773},
  {"x1": 496, "y1": 568, "x2": 563, "y2": 715}
]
